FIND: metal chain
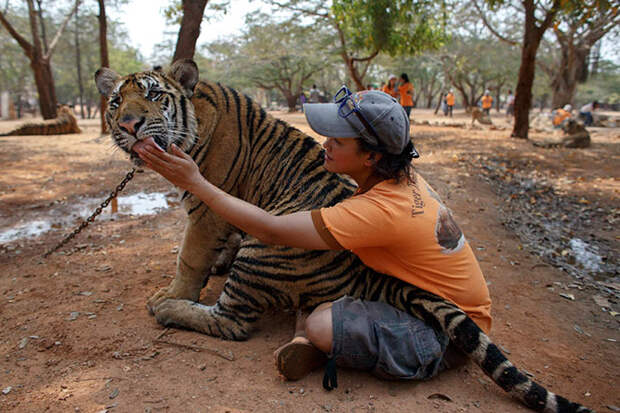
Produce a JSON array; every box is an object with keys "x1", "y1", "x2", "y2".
[{"x1": 43, "y1": 169, "x2": 136, "y2": 258}]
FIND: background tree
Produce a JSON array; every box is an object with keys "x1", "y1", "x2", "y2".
[
  {"x1": 266, "y1": 0, "x2": 448, "y2": 90},
  {"x1": 233, "y1": 14, "x2": 330, "y2": 111},
  {"x1": 476, "y1": 0, "x2": 561, "y2": 139},
  {"x1": 538, "y1": 3, "x2": 619, "y2": 108},
  {"x1": 0, "y1": 0, "x2": 80, "y2": 119},
  {"x1": 0, "y1": 8, "x2": 33, "y2": 117}
]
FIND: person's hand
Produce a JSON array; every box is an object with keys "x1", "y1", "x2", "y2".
[{"x1": 133, "y1": 138, "x2": 204, "y2": 193}]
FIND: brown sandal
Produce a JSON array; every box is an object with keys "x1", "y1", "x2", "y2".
[{"x1": 275, "y1": 339, "x2": 327, "y2": 380}]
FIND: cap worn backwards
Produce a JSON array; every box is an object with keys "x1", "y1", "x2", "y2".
[{"x1": 304, "y1": 89, "x2": 415, "y2": 156}]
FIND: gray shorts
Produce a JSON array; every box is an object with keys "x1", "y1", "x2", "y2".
[{"x1": 330, "y1": 296, "x2": 450, "y2": 380}]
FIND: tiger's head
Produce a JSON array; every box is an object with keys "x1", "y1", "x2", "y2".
[{"x1": 94, "y1": 59, "x2": 199, "y2": 165}]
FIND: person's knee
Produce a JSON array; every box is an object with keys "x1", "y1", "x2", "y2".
[{"x1": 305, "y1": 304, "x2": 333, "y2": 354}]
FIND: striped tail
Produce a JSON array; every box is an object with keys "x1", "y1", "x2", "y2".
[{"x1": 401, "y1": 290, "x2": 592, "y2": 413}]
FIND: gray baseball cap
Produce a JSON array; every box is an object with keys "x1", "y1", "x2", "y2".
[{"x1": 303, "y1": 89, "x2": 417, "y2": 156}]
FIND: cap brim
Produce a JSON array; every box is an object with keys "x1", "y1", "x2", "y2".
[{"x1": 303, "y1": 103, "x2": 360, "y2": 138}]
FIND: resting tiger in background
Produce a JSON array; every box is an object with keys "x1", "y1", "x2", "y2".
[
  {"x1": 471, "y1": 107, "x2": 493, "y2": 125},
  {"x1": 0, "y1": 105, "x2": 81, "y2": 136},
  {"x1": 94, "y1": 59, "x2": 590, "y2": 413}
]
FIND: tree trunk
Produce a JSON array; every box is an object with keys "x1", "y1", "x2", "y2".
[
  {"x1": 511, "y1": 40, "x2": 537, "y2": 139},
  {"x1": 97, "y1": 0, "x2": 109, "y2": 133},
  {"x1": 35, "y1": 0, "x2": 48, "y2": 54},
  {"x1": 511, "y1": 0, "x2": 559, "y2": 139},
  {"x1": 283, "y1": 91, "x2": 297, "y2": 112},
  {"x1": 74, "y1": 7, "x2": 85, "y2": 118},
  {"x1": 31, "y1": 58, "x2": 57, "y2": 119},
  {"x1": 172, "y1": 0, "x2": 209, "y2": 62}
]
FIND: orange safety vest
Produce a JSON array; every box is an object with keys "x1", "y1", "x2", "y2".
[
  {"x1": 481, "y1": 95, "x2": 493, "y2": 109},
  {"x1": 382, "y1": 84, "x2": 399, "y2": 99},
  {"x1": 553, "y1": 109, "x2": 571, "y2": 126},
  {"x1": 446, "y1": 93, "x2": 455, "y2": 106}
]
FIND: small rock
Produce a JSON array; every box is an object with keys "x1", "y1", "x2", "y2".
[
  {"x1": 18, "y1": 338, "x2": 28, "y2": 349},
  {"x1": 2, "y1": 386, "x2": 12, "y2": 395},
  {"x1": 109, "y1": 388, "x2": 119, "y2": 399},
  {"x1": 559, "y1": 293, "x2": 575, "y2": 301},
  {"x1": 592, "y1": 295, "x2": 611, "y2": 308},
  {"x1": 67, "y1": 312, "x2": 80, "y2": 321},
  {"x1": 117, "y1": 304, "x2": 124, "y2": 311},
  {"x1": 79, "y1": 291, "x2": 93, "y2": 296},
  {"x1": 607, "y1": 405, "x2": 620, "y2": 412}
]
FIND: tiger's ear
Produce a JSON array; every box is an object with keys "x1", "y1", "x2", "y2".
[
  {"x1": 169, "y1": 59, "x2": 199, "y2": 97},
  {"x1": 95, "y1": 68, "x2": 120, "y2": 97}
]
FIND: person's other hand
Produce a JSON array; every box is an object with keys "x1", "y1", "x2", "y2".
[{"x1": 133, "y1": 138, "x2": 203, "y2": 193}]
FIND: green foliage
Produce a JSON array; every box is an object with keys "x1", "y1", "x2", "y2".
[
  {"x1": 52, "y1": 4, "x2": 144, "y2": 109},
  {"x1": 331, "y1": 0, "x2": 448, "y2": 56},
  {"x1": 0, "y1": 9, "x2": 32, "y2": 98},
  {"x1": 164, "y1": 0, "x2": 231, "y2": 25}
]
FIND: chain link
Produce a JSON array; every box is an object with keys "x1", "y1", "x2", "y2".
[{"x1": 43, "y1": 169, "x2": 136, "y2": 258}]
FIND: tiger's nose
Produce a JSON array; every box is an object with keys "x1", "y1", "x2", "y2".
[{"x1": 118, "y1": 115, "x2": 145, "y2": 135}]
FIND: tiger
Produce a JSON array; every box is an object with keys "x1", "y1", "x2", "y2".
[
  {"x1": 532, "y1": 119, "x2": 591, "y2": 149},
  {"x1": 94, "y1": 59, "x2": 591, "y2": 413},
  {"x1": 0, "y1": 105, "x2": 81, "y2": 136},
  {"x1": 471, "y1": 106, "x2": 493, "y2": 125}
]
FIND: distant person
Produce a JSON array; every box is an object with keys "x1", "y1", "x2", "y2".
[
  {"x1": 309, "y1": 85, "x2": 321, "y2": 104},
  {"x1": 578, "y1": 101, "x2": 599, "y2": 126},
  {"x1": 505, "y1": 90, "x2": 515, "y2": 118},
  {"x1": 382, "y1": 75, "x2": 399, "y2": 100},
  {"x1": 300, "y1": 93, "x2": 307, "y2": 112},
  {"x1": 445, "y1": 90, "x2": 455, "y2": 117},
  {"x1": 481, "y1": 90, "x2": 493, "y2": 116},
  {"x1": 398, "y1": 73, "x2": 414, "y2": 119},
  {"x1": 552, "y1": 104, "x2": 573, "y2": 128}
]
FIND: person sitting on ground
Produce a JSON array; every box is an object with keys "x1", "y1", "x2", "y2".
[
  {"x1": 552, "y1": 104, "x2": 573, "y2": 128},
  {"x1": 481, "y1": 90, "x2": 493, "y2": 116},
  {"x1": 578, "y1": 101, "x2": 599, "y2": 127},
  {"x1": 134, "y1": 87, "x2": 492, "y2": 386},
  {"x1": 382, "y1": 75, "x2": 399, "y2": 100}
]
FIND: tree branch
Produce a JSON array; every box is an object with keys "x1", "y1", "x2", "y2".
[
  {"x1": 0, "y1": 10, "x2": 33, "y2": 58},
  {"x1": 351, "y1": 49, "x2": 379, "y2": 63},
  {"x1": 45, "y1": 0, "x2": 81, "y2": 59},
  {"x1": 473, "y1": 0, "x2": 519, "y2": 46}
]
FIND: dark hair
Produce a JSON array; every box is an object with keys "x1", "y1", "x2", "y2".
[
  {"x1": 400, "y1": 73, "x2": 409, "y2": 83},
  {"x1": 357, "y1": 139, "x2": 416, "y2": 184}
]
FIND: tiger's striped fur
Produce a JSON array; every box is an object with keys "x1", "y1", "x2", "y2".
[
  {"x1": 0, "y1": 105, "x2": 81, "y2": 136},
  {"x1": 94, "y1": 59, "x2": 591, "y2": 413}
]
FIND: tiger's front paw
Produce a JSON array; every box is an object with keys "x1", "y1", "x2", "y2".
[
  {"x1": 146, "y1": 286, "x2": 196, "y2": 315},
  {"x1": 152, "y1": 299, "x2": 200, "y2": 330}
]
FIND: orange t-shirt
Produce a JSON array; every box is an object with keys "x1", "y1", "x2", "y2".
[
  {"x1": 481, "y1": 95, "x2": 493, "y2": 109},
  {"x1": 446, "y1": 93, "x2": 455, "y2": 106},
  {"x1": 382, "y1": 84, "x2": 398, "y2": 99},
  {"x1": 398, "y1": 82, "x2": 414, "y2": 107},
  {"x1": 313, "y1": 175, "x2": 492, "y2": 333},
  {"x1": 553, "y1": 108, "x2": 571, "y2": 126}
]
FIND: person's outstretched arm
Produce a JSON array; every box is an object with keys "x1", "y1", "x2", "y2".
[{"x1": 134, "y1": 139, "x2": 331, "y2": 250}]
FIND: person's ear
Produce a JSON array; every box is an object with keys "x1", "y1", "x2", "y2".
[{"x1": 364, "y1": 151, "x2": 382, "y2": 167}]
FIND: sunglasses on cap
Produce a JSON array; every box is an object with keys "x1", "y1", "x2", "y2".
[{"x1": 334, "y1": 86, "x2": 383, "y2": 148}]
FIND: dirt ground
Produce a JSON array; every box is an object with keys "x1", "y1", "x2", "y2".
[{"x1": 0, "y1": 109, "x2": 618, "y2": 413}]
